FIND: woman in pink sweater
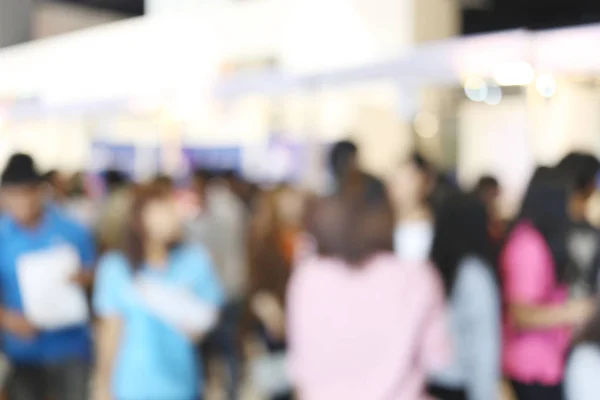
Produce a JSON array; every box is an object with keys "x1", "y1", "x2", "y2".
[{"x1": 287, "y1": 182, "x2": 450, "y2": 400}]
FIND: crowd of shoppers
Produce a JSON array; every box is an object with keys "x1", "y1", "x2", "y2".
[{"x1": 0, "y1": 144, "x2": 598, "y2": 400}]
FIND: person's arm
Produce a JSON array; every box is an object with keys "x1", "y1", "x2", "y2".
[
  {"x1": 187, "y1": 247, "x2": 225, "y2": 342},
  {"x1": 251, "y1": 291, "x2": 286, "y2": 341},
  {"x1": 94, "y1": 316, "x2": 121, "y2": 400},
  {"x1": 503, "y1": 227, "x2": 593, "y2": 330},
  {"x1": 509, "y1": 299, "x2": 594, "y2": 330},
  {"x1": 0, "y1": 307, "x2": 36, "y2": 339},
  {"x1": 91, "y1": 254, "x2": 126, "y2": 400},
  {"x1": 286, "y1": 266, "x2": 320, "y2": 391},
  {"x1": 419, "y1": 266, "x2": 452, "y2": 373},
  {"x1": 457, "y1": 261, "x2": 500, "y2": 400}
]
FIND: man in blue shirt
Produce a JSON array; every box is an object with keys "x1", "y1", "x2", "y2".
[{"x1": 0, "y1": 154, "x2": 95, "y2": 400}]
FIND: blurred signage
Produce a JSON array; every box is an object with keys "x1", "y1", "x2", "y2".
[
  {"x1": 181, "y1": 146, "x2": 242, "y2": 173},
  {"x1": 242, "y1": 136, "x2": 306, "y2": 183},
  {"x1": 89, "y1": 142, "x2": 136, "y2": 178}
]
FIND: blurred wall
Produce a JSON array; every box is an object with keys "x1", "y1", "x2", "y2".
[
  {"x1": 0, "y1": 0, "x2": 33, "y2": 48},
  {"x1": 528, "y1": 81, "x2": 600, "y2": 165},
  {"x1": 458, "y1": 96, "x2": 534, "y2": 217},
  {"x1": 33, "y1": 2, "x2": 127, "y2": 39},
  {"x1": 0, "y1": 0, "x2": 462, "y2": 181}
]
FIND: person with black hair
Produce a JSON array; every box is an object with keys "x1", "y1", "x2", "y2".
[
  {"x1": 474, "y1": 175, "x2": 500, "y2": 200},
  {"x1": 565, "y1": 305, "x2": 600, "y2": 400},
  {"x1": 103, "y1": 169, "x2": 128, "y2": 195},
  {"x1": 473, "y1": 174, "x2": 506, "y2": 250},
  {"x1": 473, "y1": 175, "x2": 501, "y2": 224},
  {"x1": 390, "y1": 153, "x2": 436, "y2": 263},
  {"x1": 427, "y1": 193, "x2": 500, "y2": 400},
  {"x1": 555, "y1": 152, "x2": 600, "y2": 298},
  {"x1": 327, "y1": 140, "x2": 386, "y2": 205},
  {"x1": 0, "y1": 154, "x2": 96, "y2": 400},
  {"x1": 185, "y1": 170, "x2": 248, "y2": 400},
  {"x1": 501, "y1": 167, "x2": 595, "y2": 400}
]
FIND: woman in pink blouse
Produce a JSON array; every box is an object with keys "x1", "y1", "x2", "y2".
[
  {"x1": 287, "y1": 182, "x2": 450, "y2": 400},
  {"x1": 502, "y1": 167, "x2": 595, "y2": 400}
]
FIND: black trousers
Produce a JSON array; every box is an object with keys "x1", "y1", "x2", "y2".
[
  {"x1": 427, "y1": 383, "x2": 467, "y2": 400},
  {"x1": 202, "y1": 301, "x2": 242, "y2": 400},
  {"x1": 271, "y1": 393, "x2": 292, "y2": 400},
  {"x1": 511, "y1": 380, "x2": 564, "y2": 400},
  {"x1": 7, "y1": 359, "x2": 89, "y2": 400}
]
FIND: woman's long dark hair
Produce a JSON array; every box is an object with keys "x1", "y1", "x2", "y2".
[
  {"x1": 430, "y1": 192, "x2": 494, "y2": 296},
  {"x1": 508, "y1": 166, "x2": 570, "y2": 283}
]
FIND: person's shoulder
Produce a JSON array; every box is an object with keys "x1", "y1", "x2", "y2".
[
  {"x1": 457, "y1": 256, "x2": 496, "y2": 289},
  {"x1": 454, "y1": 257, "x2": 498, "y2": 307},
  {"x1": 97, "y1": 251, "x2": 130, "y2": 277},
  {"x1": 50, "y1": 207, "x2": 91, "y2": 236},
  {"x1": 371, "y1": 254, "x2": 443, "y2": 292},
  {"x1": 503, "y1": 222, "x2": 548, "y2": 259},
  {"x1": 0, "y1": 214, "x2": 11, "y2": 235}
]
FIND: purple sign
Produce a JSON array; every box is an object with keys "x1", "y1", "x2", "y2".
[{"x1": 181, "y1": 147, "x2": 242, "y2": 173}]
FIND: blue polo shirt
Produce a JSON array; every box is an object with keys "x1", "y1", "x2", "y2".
[
  {"x1": 93, "y1": 245, "x2": 224, "y2": 400},
  {"x1": 0, "y1": 208, "x2": 95, "y2": 364}
]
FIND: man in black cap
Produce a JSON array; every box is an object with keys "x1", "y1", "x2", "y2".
[{"x1": 0, "y1": 153, "x2": 95, "y2": 400}]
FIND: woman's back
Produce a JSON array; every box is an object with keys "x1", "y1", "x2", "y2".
[{"x1": 287, "y1": 254, "x2": 449, "y2": 400}]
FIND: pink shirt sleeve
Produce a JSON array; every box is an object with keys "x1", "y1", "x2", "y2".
[
  {"x1": 419, "y1": 266, "x2": 452, "y2": 372},
  {"x1": 502, "y1": 226, "x2": 552, "y2": 304}
]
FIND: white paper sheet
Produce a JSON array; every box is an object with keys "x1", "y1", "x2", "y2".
[
  {"x1": 135, "y1": 277, "x2": 218, "y2": 336},
  {"x1": 17, "y1": 245, "x2": 89, "y2": 330}
]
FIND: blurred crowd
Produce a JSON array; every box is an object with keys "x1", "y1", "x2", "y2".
[{"x1": 0, "y1": 141, "x2": 598, "y2": 400}]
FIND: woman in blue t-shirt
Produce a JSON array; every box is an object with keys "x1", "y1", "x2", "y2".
[{"x1": 93, "y1": 183, "x2": 224, "y2": 400}]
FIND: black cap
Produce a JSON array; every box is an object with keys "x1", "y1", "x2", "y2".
[{"x1": 1, "y1": 153, "x2": 43, "y2": 187}]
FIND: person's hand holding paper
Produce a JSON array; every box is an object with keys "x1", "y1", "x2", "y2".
[
  {"x1": 135, "y1": 276, "x2": 219, "y2": 340},
  {"x1": 1, "y1": 310, "x2": 37, "y2": 340},
  {"x1": 17, "y1": 245, "x2": 90, "y2": 330}
]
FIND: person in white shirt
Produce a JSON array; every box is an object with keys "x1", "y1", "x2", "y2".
[
  {"x1": 389, "y1": 153, "x2": 436, "y2": 263},
  {"x1": 565, "y1": 310, "x2": 600, "y2": 400}
]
